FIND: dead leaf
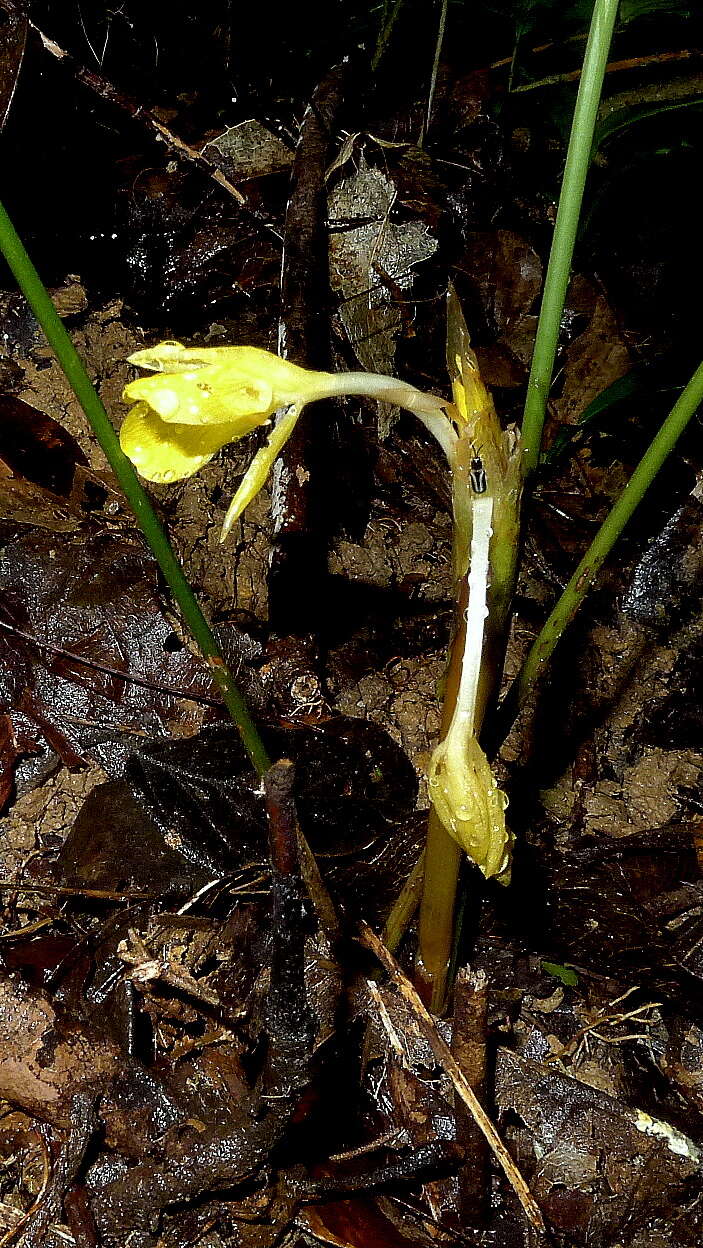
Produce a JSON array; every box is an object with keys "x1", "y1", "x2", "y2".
[
  {"x1": 328, "y1": 153, "x2": 437, "y2": 431},
  {"x1": 0, "y1": 529, "x2": 216, "y2": 805}
]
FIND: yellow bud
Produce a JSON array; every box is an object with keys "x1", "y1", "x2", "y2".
[{"x1": 427, "y1": 730, "x2": 512, "y2": 882}]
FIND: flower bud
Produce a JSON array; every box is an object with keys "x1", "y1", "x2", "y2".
[{"x1": 427, "y1": 728, "x2": 512, "y2": 882}]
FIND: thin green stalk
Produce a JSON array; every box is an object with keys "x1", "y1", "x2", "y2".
[
  {"x1": 371, "y1": 0, "x2": 405, "y2": 71},
  {"x1": 0, "y1": 197, "x2": 270, "y2": 777},
  {"x1": 521, "y1": 0, "x2": 620, "y2": 474},
  {"x1": 417, "y1": 809, "x2": 463, "y2": 1009},
  {"x1": 383, "y1": 851, "x2": 425, "y2": 953},
  {"x1": 420, "y1": 0, "x2": 448, "y2": 146},
  {"x1": 498, "y1": 358, "x2": 703, "y2": 735}
]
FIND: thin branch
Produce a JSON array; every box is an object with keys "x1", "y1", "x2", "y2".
[
  {"x1": 358, "y1": 922, "x2": 547, "y2": 1237},
  {"x1": 0, "y1": 617, "x2": 222, "y2": 707},
  {"x1": 26, "y1": 19, "x2": 282, "y2": 240}
]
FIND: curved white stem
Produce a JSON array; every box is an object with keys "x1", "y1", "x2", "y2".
[{"x1": 317, "y1": 372, "x2": 457, "y2": 463}]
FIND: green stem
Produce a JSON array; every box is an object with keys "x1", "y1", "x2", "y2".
[
  {"x1": 499, "y1": 358, "x2": 703, "y2": 734},
  {"x1": 521, "y1": 0, "x2": 620, "y2": 474},
  {"x1": 421, "y1": 0, "x2": 448, "y2": 146},
  {"x1": 0, "y1": 198, "x2": 270, "y2": 777},
  {"x1": 417, "y1": 809, "x2": 463, "y2": 1009},
  {"x1": 383, "y1": 851, "x2": 425, "y2": 953}
]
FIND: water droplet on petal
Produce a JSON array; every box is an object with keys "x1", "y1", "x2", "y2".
[{"x1": 154, "y1": 389, "x2": 180, "y2": 418}]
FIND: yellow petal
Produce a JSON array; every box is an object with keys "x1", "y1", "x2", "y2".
[
  {"x1": 127, "y1": 341, "x2": 218, "y2": 372},
  {"x1": 122, "y1": 370, "x2": 276, "y2": 428},
  {"x1": 125, "y1": 344, "x2": 336, "y2": 421},
  {"x1": 119, "y1": 403, "x2": 247, "y2": 483},
  {"x1": 220, "y1": 404, "x2": 301, "y2": 541}
]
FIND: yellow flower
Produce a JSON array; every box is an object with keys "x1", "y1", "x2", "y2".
[
  {"x1": 120, "y1": 340, "x2": 451, "y2": 539},
  {"x1": 120, "y1": 342, "x2": 341, "y2": 484}
]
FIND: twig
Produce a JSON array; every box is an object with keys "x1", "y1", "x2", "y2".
[
  {"x1": 263, "y1": 758, "x2": 339, "y2": 938},
  {"x1": 421, "y1": 0, "x2": 448, "y2": 146},
  {"x1": 358, "y1": 922, "x2": 547, "y2": 1236},
  {"x1": 30, "y1": 16, "x2": 237, "y2": 189},
  {"x1": 510, "y1": 47, "x2": 703, "y2": 92},
  {"x1": 0, "y1": 880, "x2": 151, "y2": 901},
  {"x1": 28, "y1": 21, "x2": 249, "y2": 214}
]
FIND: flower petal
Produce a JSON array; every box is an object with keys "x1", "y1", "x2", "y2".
[
  {"x1": 122, "y1": 370, "x2": 276, "y2": 428},
  {"x1": 119, "y1": 402, "x2": 246, "y2": 483},
  {"x1": 127, "y1": 341, "x2": 209, "y2": 373},
  {"x1": 220, "y1": 403, "x2": 301, "y2": 541}
]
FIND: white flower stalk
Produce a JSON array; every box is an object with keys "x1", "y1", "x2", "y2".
[{"x1": 427, "y1": 487, "x2": 512, "y2": 882}]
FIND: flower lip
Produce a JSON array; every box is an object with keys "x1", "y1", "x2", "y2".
[{"x1": 119, "y1": 400, "x2": 249, "y2": 484}]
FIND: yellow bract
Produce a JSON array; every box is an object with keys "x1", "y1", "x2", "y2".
[{"x1": 450, "y1": 350, "x2": 491, "y2": 427}]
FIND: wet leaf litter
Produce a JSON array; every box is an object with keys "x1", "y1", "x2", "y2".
[{"x1": 1, "y1": 2, "x2": 703, "y2": 1246}]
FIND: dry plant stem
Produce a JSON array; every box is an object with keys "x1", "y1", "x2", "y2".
[
  {"x1": 27, "y1": 19, "x2": 291, "y2": 241},
  {"x1": 263, "y1": 762, "x2": 339, "y2": 940},
  {"x1": 421, "y1": 0, "x2": 449, "y2": 144},
  {"x1": 358, "y1": 922, "x2": 547, "y2": 1237}
]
